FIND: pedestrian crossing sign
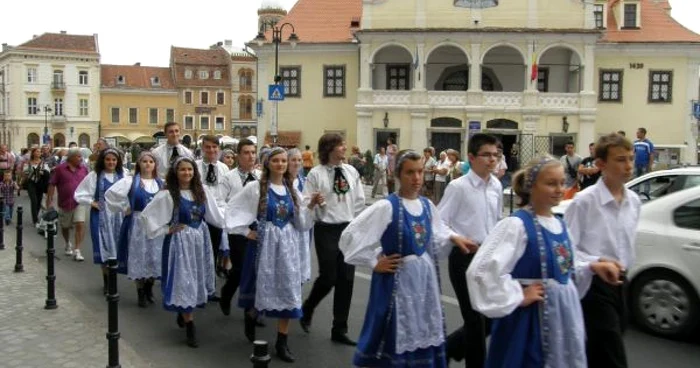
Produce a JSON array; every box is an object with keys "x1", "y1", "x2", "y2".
[{"x1": 268, "y1": 84, "x2": 285, "y2": 101}]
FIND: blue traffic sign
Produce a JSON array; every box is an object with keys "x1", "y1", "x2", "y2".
[
  {"x1": 268, "y1": 84, "x2": 285, "y2": 101},
  {"x1": 693, "y1": 101, "x2": 700, "y2": 119}
]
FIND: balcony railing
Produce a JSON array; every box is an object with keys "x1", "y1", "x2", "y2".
[
  {"x1": 483, "y1": 92, "x2": 523, "y2": 107},
  {"x1": 372, "y1": 90, "x2": 410, "y2": 105},
  {"x1": 427, "y1": 91, "x2": 467, "y2": 106},
  {"x1": 538, "y1": 93, "x2": 580, "y2": 108},
  {"x1": 363, "y1": 90, "x2": 584, "y2": 110},
  {"x1": 51, "y1": 81, "x2": 66, "y2": 90}
]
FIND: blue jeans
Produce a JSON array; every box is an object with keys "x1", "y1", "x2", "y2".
[
  {"x1": 4, "y1": 203, "x2": 13, "y2": 222},
  {"x1": 635, "y1": 166, "x2": 650, "y2": 194}
]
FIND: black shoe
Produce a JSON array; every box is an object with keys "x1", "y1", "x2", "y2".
[
  {"x1": 275, "y1": 332, "x2": 295, "y2": 363},
  {"x1": 208, "y1": 293, "x2": 221, "y2": 302},
  {"x1": 137, "y1": 288, "x2": 147, "y2": 308},
  {"x1": 244, "y1": 310, "x2": 256, "y2": 343},
  {"x1": 185, "y1": 321, "x2": 199, "y2": 348},
  {"x1": 144, "y1": 280, "x2": 155, "y2": 304},
  {"x1": 219, "y1": 286, "x2": 232, "y2": 316},
  {"x1": 176, "y1": 313, "x2": 185, "y2": 328},
  {"x1": 299, "y1": 305, "x2": 312, "y2": 333},
  {"x1": 331, "y1": 333, "x2": 357, "y2": 346},
  {"x1": 255, "y1": 315, "x2": 266, "y2": 327}
]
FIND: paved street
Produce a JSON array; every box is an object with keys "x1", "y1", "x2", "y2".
[{"x1": 1, "y1": 190, "x2": 699, "y2": 367}]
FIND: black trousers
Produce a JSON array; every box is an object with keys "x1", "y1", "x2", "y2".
[
  {"x1": 302, "y1": 222, "x2": 354, "y2": 334},
  {"x1": 582, "y1": 276, "x2": 628, "y2": 368},
  {"x1": 220, "y1": 233, "x2": 249, "y2": 304},
  {"x1": 207, "y1": 223, "x2": 223, "y2": 260},
  {"x1": 447, "y1": 247, "x2": 488, "y2": 368},
  {"x1": 27, "y1": 182, "x2": 43, "y2": 225}
]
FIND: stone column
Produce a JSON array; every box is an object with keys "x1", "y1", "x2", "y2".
[
  {"x1": 578, "y1": 115, "x2": 596, "y2": 157},
  {"x1": 360, "y1": 44, "x2": 372, "y2": 90},
  {"x1": 356, "y1": 110, "x2": 373, "y2": 154},
  {"x1": 410, "y1": 111, "x2": 428, "y2": 150},
  {"x1": 414, "y1": 43, "x2": 426, "y2": 91},
  {"x1": 468, "y1": 43, "x2": 481, "y2": 92}
]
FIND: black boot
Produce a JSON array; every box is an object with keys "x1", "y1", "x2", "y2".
[
  {"x1": 176, "y1": 313, "x2": 185, "y2": 328},
  {"x1": 185, "y1": 321, "x2": 199, "y2": 348},
  {"x1": 137, "y1": 287, "x2": 147, "y2": 308},
  {"x1": 102, "y1": 274, "x2": 108, "y2": 296},
  {"x1": 275, "y1": 332, "x2": 295, "y2": 363},
  {"x1": 299, "y1": 305, "x2": 312, "y2": 333},
  {"x1": 144, "y1": 279, "x2": 155, "y2": 304},
  {"x1": 244, "y1": 310, "x2": 256, "y2": 343}
]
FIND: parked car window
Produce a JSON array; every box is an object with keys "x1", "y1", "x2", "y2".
[
  {"x1": 682, "y1": 175, "x2": 700, "y2": 190},
  {"x1": 629, "y1": 175, "x2": 679, "y2": 201},
  {"x1": 673, "y1": 198, "x2": 700, "y2": 231}
]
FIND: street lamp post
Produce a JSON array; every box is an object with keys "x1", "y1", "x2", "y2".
[
  {"x1": 255, "y1": 21, "x2": 299, "y2": 146},
  {"x1": 43, "y1": 105, "x2": 52, "y2": 145}
]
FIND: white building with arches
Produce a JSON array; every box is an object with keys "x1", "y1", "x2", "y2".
[{"x1": 252, "y1": 0, "x2": 700, "y2": 165}]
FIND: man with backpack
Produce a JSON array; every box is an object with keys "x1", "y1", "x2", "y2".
[{"x1": 561, "y1": 141, "x2": 582, "y2": 190}]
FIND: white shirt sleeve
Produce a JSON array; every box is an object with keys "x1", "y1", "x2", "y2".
[
  {"x1": 437, "y1": 182, "x2": 458, "y2": 229},
  {"x1": 466, "y1": 217, "x2": 527, "y2": 318},
  {"x1": 293, "y1": 188, "x2": 315, "y2": 231},
  {"x1": 428, "y1": 201, "x2": 459, "y2": 259},
  {"x1": 203, "y1": 186, "x2": 225, "y2": 228},
  {"x1": 224, "y1": 183, "x2": 259, "y2": 236},
  {"x1": 302, "y1": 169, "x2": 321, "y2": 221},
  {"x1": 74, "y1": 171, "x2": 98, "y2": 206},
  {"x1": 351, "y1": 166, "x2": 366, "y2": 217},
  {"x1": 340, "y1": 200, "x2": 392, "y2": 269},
  {"x1": 105, "y1": 177, "x2": 134, "y2": 213},
  {"x1": 140, "y1": 190, "x2": 174, "y2": 239},
  {"x1": 564, "y1": 198, "x2": 599, "y2": 264}
]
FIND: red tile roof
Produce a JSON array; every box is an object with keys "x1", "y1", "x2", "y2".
[
  {"x1": 101, "y1": 65, "x2": 175, "y2": 89},
  {"x1": 602, "y1": 0, "x2": 700, "y2": 43},
  {"x1": 170, "y1": 46, "x2": 232, "y2": 87},
  {"x1": 171, "y1": 46, "x2": 230, "y2": 66},
  {"x1": 16, "y1": 32, "x2": 99, "y2": 54},
  {"x1": 259, "y1": 0, "x2": 362, "y2": 44}
]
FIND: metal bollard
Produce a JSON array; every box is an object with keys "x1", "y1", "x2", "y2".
[
  {"x1": 14, "y1": 206, "x2": 23, "y2": 272},
  {"x1": 45, "y1": 221, "x2": 57, "y2": 309},
  {"x1": 106, "y1": 258, "x2": 121, "y2": 368},
  {"x1": 0, "y1": 197, "x2": 4, "y2": 250},
  {"x1": 251, "y1": 340, "x2": 271, "y2": 368}
]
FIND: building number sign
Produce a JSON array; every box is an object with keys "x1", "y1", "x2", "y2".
[{"x1": 629, "y1": 63, "x2": 644, "y2": 69}]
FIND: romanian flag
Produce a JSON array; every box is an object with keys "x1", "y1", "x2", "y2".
[{"x1": 530, "y1": 51, "x2": 538, "y2": 82}]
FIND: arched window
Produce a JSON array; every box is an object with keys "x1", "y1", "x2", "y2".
[
  {"x1": 27, "y1": 133, "x2": 40, "y2": 147},
  {"x1": 443, "y1": 71, "x2": 468, "y2": 91},
  {"x1": 239, "y1": 69, "x2": 253, "y2": 91},
  {"x1": 239, "y1": 96, "x2": 253, "y2": 120},
  {"x1": 78, "y1": 133, "x2": 90, "y2": 148},
  {"x1": 53, "y1": 133, "x2": 66, "y2": 147}
]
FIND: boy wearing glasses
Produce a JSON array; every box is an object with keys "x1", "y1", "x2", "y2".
[{"x1": 438, "y1": 133, "x2": 503, "y2": 368}]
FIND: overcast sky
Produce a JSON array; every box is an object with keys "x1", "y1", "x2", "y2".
[{"x1": 1, "y1": 0, "x2": 697, "y2": 67}]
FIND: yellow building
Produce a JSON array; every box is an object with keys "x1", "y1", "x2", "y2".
[
  {"x1": 252, "y1": 0, "x2": 700, "y2": 165},
  {"x1": 231, "y1": 51, "x2": 259, "y2": 139},
  {"x1": 100, "y1": 64, "x2": 178, "y2": 147}
]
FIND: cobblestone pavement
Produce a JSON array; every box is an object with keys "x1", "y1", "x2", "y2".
[{"x1": 0, "y1": 227, "x2": 153, "y2": 368}]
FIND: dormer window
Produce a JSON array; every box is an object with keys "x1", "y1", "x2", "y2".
[
  {"x1": 623, "y1": 3, "x2": 639, "y2": 29},
  {"x1": 199, "y1": 70, "x2": 209, "y2": 80},
  {"x1": 151, "y1": 76, "x2": 161, "y2": 87},
  {"x1": 593, "y1": 4, "x2": 605, "y2": 29},
  {"x1": 117, "y1": 75, "x2": 125, "y2": 85},
  {"x1": 213, "y1": 70, "x2": 222, "y2": 80},
  {"x1": 185, "y1": 69, "x2": 193, "y2": 79}
]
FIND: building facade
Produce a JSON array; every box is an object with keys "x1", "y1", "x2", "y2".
[
  {"x1": 100, "y1": 64, "x2": 178, "y2": 147},
  {"x1": 170, "y1": 46, "x2": 232, "y2": 148},
  {"x1": 231, "y1": 51, "x2": 259, "y2": 140},
  {"x1": 252, "y1": 0, "x2": 700, "y2": 166},
  {"x1": 0, "y1": 32, "x2": 101, "y2": 151}
]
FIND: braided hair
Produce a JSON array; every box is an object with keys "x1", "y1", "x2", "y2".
[{"x1": 256, "y1": 148, "x2": 299, "y2": 220}]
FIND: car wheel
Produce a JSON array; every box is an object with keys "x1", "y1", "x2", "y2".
[{"x1": 631, "y1": 271, "x2": 700, "y2": 339}]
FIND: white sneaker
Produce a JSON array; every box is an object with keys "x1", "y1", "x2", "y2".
[
  {"x1": 64, "y1": 242, "x2": 73, "y2": 256},
  {"x1": 73, "y1": 249, "x2": 84, "y2": 262}
]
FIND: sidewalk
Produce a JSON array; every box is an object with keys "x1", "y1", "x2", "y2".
[{"x1": 0, "y1": 226, "x2": 153, "y2": 368}]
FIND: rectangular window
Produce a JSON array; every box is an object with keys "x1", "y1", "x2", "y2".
[
  {"x1": 324, "y1": 65, "x2": 346, "y2": 97},
  {"x1": 648, "y1": 70, "x2": 673, "y2": 103},
  {"x1": 594, "y1": 4, "x2": 604, "y2": 29},
  {"x1": 623, "y1": 4, "x2": 637, "y2": 28},
  {"x1": 200, "y1": 116, "x2": 210, "y2": 130},
  {"x1": 111, "y1": 107, "x2": 120, "y2": 123},
  {"x1": 27, "y1": 97, "x2": 38, "y2": 115},
  {"x1": 201, "y1": 91, "x2": 209, "y2": 105},
  {"x1": 184, "y1": 116, "x2": 194, "y2": 130},
  {"x1": 78, "y1": 71, "x2": 89, "y2": 85},
  {"x1": 27, "y1": 67, "x2": 37, "y2": 83},
  {"x1": 537, "y1": 68, "x2": 549, "y2": 93},
  {"x1": 280, "y1": 67, "x2": 301, "y2": 97},
  {"x1": 217, "y1": 91, "x2": 225, "y2": 105},
  {"x1": 129, "y1": 108, "x2": 138, "y2": 124},
  {"x1": 198, "y1": 70, "x2": 209, "y2": 80},
  {"x1": 149, "y1": 108, "x2": 158, "y2": 125},
  {"x1": 215, "y1": 116, "x2": 225, "y2": 131},
  {"x1": 166, "y1": 108, "x2": 175, "y2": 123},
  {"x1": 53, "y1": 70, "x2": 64, "y2": 89},
  {"x1": 54, "y1": 98, "x2": 64, "y2": 116},
  {"x1": 239, "y1": 98, "x2": 252, "y2": 120},
  {"x1": 184, "y1": 91, "x2": 192, "y2": 104},
  {"x1": 386, "y1": 65, "x2": 410, "y2": 90},
  {"x1": 599, "y1": 70, "x2": 623, "y2": 102},
  {"x1": 79, "y1": 98, "x2": 88, "y2": 116}
]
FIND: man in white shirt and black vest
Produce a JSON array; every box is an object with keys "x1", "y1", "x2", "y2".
[
  {"x1": 151, "y1": 122, "x2": 193, "y2": 180},
  {"x1": 219, "y1": 138, "x2": 260, "y2": 315},
  {"x1": 565, "y1": 133, "x2": 641, "y2": 368},
  {"x1": 300, "y1": 133, "x2": 365, "y2": 346},
  {"x1": 438, "y1": 133, "x2": 503, "y2": 368}
]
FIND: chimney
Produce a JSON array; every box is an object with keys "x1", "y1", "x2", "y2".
[
  {"x1": 60, "y1": 30, "x2": 67, "y2": 34},
  {"x1": 134, "y1": 62, "x2": 141, "y2": 66}
]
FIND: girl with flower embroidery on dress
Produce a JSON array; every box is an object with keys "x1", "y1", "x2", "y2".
[
  {"x1": 140, "y1": 157, "x2": 225, "y2": 348},
  {"x1": 74, "y1": 148, "x2": 127, "y2": 295},
  {"x1": 105, "y1": 151, "x2": 164, "y2": 308},
  {"x1": 225, "y1": 147, "x2": 323, "y2": 363},
  {"x1": 287, "y1": 148, "x2": 311, "y2": 283},
  {"x1": 466, "y1": 156, "x2": 623, "y2": 368},
  {"x1": 339, "y1": 150, "x2": 475, "y2": 368}
]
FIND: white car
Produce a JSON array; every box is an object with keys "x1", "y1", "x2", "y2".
[
  {"x1": 628, "y1": 185, "x2": 700, "y2": 339},
  {"x1": 552, "y1": 167, "x2": 700, "y2": 216}
]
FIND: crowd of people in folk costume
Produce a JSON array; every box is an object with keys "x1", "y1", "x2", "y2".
[{"x1": 39, "y1": 119, "x2": 638, "y2": 367}]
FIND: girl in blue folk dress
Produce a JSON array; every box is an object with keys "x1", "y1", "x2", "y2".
[
  {"x1": 140, "y1": 157, "x2": 225, "y2": 348},
  {"x1": 225, "y1": 147, "x2": 322, "y2": 363},
  {"x1": 74, "y1": 148, "x2": 127, "y2": 295},
  {"x1": 339, "y1": 150, "x2": 474, "y2": 368},
  {"x1": 466, "y1": 156, "x2": 623, "y2": 368},
  {"x1": 287, "y1": 148, "x2": 311, "y2": 283},
  {"x1": 106, "y1": 151, "x2": 164, "y2": 308}
]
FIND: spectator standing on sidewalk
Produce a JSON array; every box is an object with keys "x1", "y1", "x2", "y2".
[
  {"x1": 560, "y1": 141, "x2": 582, "y2": 190},
  {"x1": 46, "y1": 148, "x2": 89, "y2": 261},
  {"x1": 578, "y1": 142, "x2": 601, "y2": 191},
  {"x1": 0, "y1": 170, "x2": 19, "y2": 225},
  {"x1": 0, "y1": 144, "x2": 15, "y2": 176},
  {"x1": 433, "y1": 151, "x2": 450, "y2": 204},
  {"x1": 22, "y1": 147, "x2": 50, "y2": 226},
  {"x1": 633, "y1": 127, "x2": 654, "y2": 194},
  {"x1": 386, "y1": 138, "x2": 398, "y2": 193},
  {"x1": 371, "y1": 147, "x2": 388, "y2": 198},
  {"x1": 302, "y1": 145, "x2": 314, "y2": 176}
]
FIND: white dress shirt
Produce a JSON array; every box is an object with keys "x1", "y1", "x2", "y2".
[
  {"x1": 302, "y1": 163, "x2": 365, "y2": 224},
  {"x1": 151, "y1": 143, "x2": 193, "y2": 179},
  {"x1": 564, "y1": 179, "x2": 641, "y2": 269},
  {"x1": 223, "y1": 167, "x2": 261, "y2": 202},
  {"x1": 196, "y1": 159, "x2": 232, "y2": 210},
  {"x1": 438, "y1": 169, "x2": 503, "y2": 244}
]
